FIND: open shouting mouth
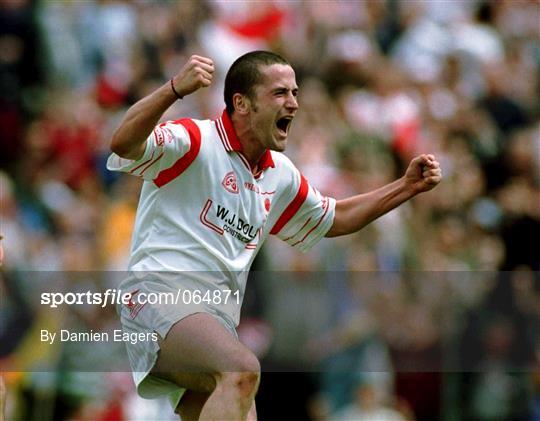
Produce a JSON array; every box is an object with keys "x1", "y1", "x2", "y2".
[{"x1": 275, "y1": 116, "x2": 293, "y2": 137}]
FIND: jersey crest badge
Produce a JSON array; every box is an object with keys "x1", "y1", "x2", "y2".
[{"x1": 222, "y1": 171, "x2": 239, "y2": 194}]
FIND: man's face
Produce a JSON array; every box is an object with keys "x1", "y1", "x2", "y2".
[{"x1": 248, "y1": 64, "x2": 299, "y2": 152}]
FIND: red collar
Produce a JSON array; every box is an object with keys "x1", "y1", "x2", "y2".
[{"x1": 215, "y1": 109, "x2": 275, "y2": 172}]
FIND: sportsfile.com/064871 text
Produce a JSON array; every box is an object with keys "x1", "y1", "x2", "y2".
[{"x1": 40, "y1": 288, "x2": 241, "y2": 308}]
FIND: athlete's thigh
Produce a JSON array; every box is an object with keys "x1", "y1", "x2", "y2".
[
  {"x1": 174, "y1": 390, "x2": 210, "y2": 421},
  {"x1": 151, "y1": 312, "x2": 259, "y2": 392}
]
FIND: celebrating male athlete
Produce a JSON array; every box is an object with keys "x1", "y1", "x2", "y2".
[{"x1": 108, "y1": 51, "x2": 441, "y2": 420}]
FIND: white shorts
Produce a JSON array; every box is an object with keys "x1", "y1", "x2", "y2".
[{"x1": 117, "y1": 274, "x2": 239, "y2": 408}]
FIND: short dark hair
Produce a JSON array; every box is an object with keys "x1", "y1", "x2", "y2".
[{"x1": 224, "y1": 51, "x2": 290, "y2": 115}]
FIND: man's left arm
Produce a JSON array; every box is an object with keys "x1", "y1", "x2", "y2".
[{"x1": 326, "y1": 154, "x2": 442, "y2": 237}]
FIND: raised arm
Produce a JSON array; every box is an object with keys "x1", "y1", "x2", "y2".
[
  {"x1": 110, "y1": 55, "x2": 214, "y2": 160},
  {"x1": 326, "y1": 154, "x2": 442, "y2": 237}
]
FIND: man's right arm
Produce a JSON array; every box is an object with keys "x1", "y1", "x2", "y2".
[{"x1": 110, "y1": 55, "x2": 214, "y2": 160}]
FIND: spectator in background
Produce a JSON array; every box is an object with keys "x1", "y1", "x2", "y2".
[
  {"x1": 0, "y1": 1, "x2": 537, "y2": 419},
  {"x1": 458, "y1": 272, "x2": 536, "y2": 419},
  {"x1": 330, "y1": 377, "x2": 408, "y2": 421}
]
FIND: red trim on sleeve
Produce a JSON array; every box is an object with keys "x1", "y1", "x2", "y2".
[
  {"x1": 291, "y1": 197, "x2": 329, "y2": 246},
  {"x1": 282, "y1": 217, "x2": 312, "y2": 242},
  {"x1": 153, "y1": 119, "x2": 201, "y2": 188},
  {"x1": 129, "y1": 150, "x2": 155, "y2": 174},
  {"x1": 270, "y1": 174, "x2": 309, "y2": 235},
  {"x1": 139, "y1": 151, "x2": 164, "y2": 176}
]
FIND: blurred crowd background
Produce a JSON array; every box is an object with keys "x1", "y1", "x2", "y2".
[{"x1": 1, "y1": 0, "x2": 539, "y2": 420}]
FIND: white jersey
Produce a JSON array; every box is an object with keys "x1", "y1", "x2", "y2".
[{"x1": 107, "y1": 110, "x2": 335, "y2": 324}]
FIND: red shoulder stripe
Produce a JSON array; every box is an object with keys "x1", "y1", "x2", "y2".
[
  {"x1": 153, "y1": 119, "x2": 201, "y2": 188},
  {"x1": 270, "y1": 173, "x2": 309, "y2": 235}
]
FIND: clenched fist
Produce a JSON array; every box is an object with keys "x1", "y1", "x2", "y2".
[
  {"x1": 171, "y1": 55, "x2": 215, "y2": 99},
  {"x1": 404, "y1": 154, "x2": 442, "y2": 194}
]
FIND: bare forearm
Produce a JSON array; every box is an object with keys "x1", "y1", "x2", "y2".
[
  {"x1": 110, "y1": 55, "x2": 215, "y2": 160},
  {"x1": 326, "y1": 177, "x2": 415, "y2": 237},
  {"x1": 326, "y1": 154, "x2": 442, "y2": 237},
  {"x1": 110, "y1": 82, "x2": 177, "y2": 159}
]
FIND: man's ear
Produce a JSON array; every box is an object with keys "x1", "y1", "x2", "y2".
[{"x1": 233, "y1": 93, "x2": 250, "y2": 115}]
